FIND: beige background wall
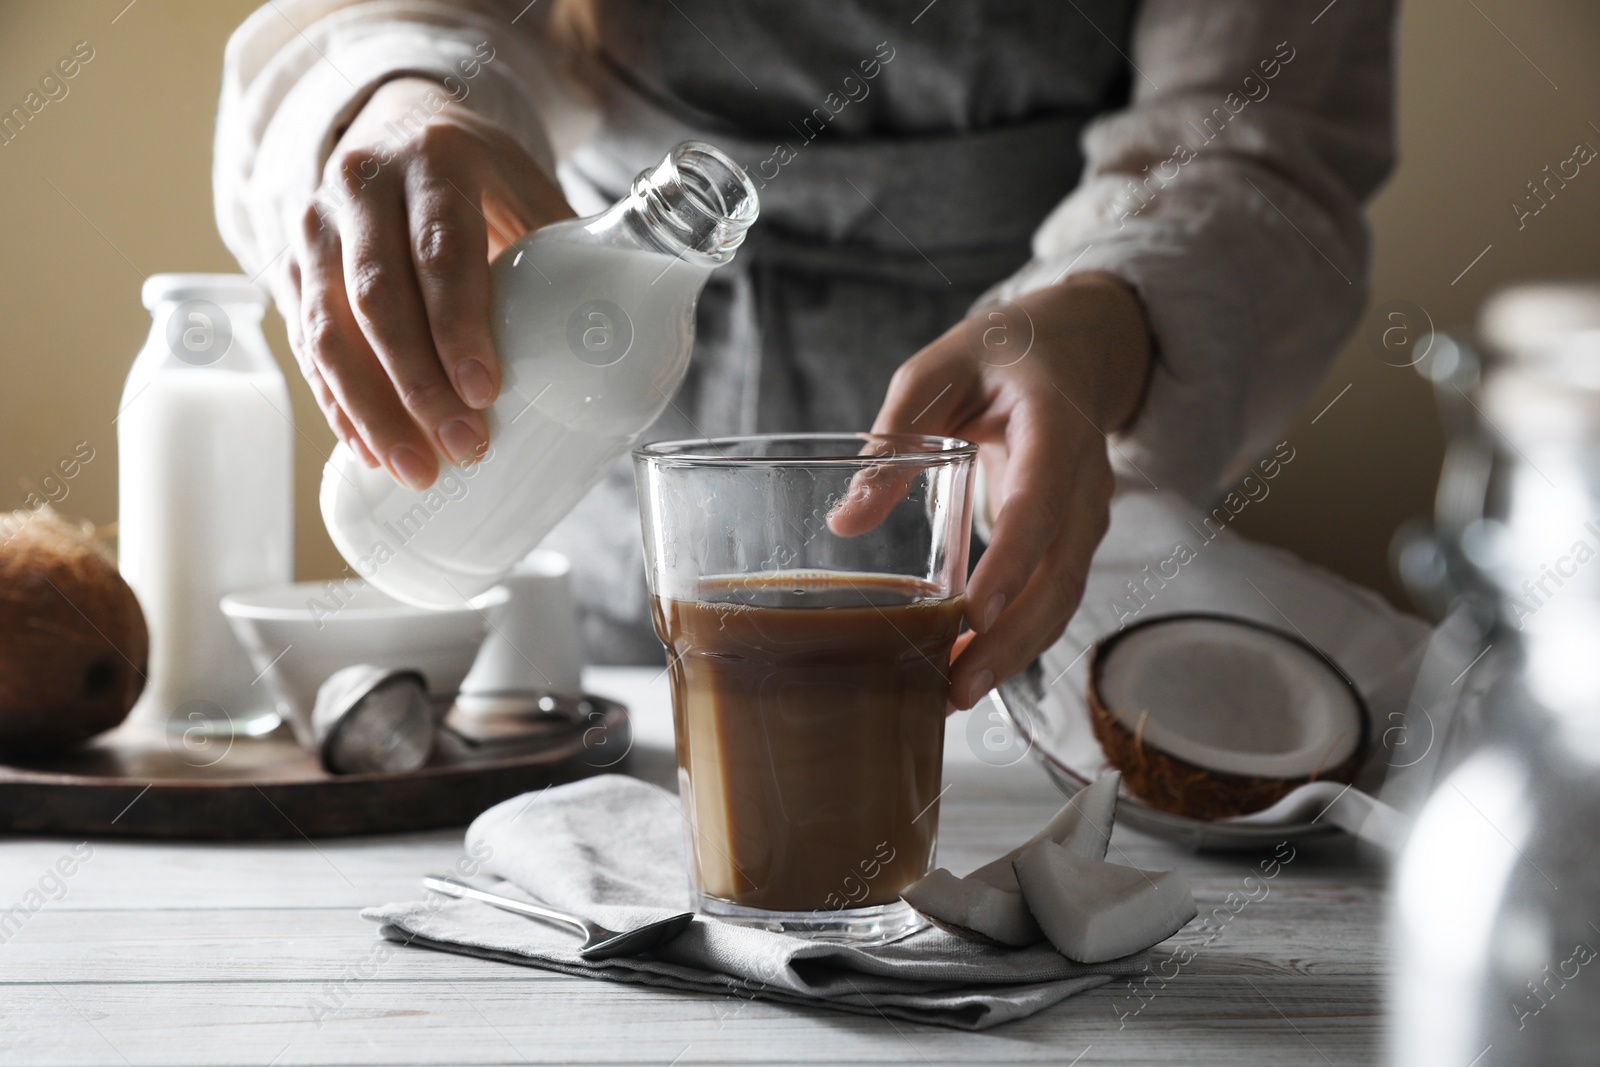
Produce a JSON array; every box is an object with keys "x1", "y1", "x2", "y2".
[{"x1": 2, "y1": 0, "x2": 1598, "y2": 609}]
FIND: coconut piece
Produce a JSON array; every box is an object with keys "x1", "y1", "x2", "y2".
[
  {"x1": 0, "y1": 509, "x2": 148, "y2": 750},
  {"x1": 899, "y1": 868, "x2": 1041, "y2": 946},
  {"x1": 901, "y1": 773, "x2": 1121, "y2": 946},
  {"x1": 1088, "y1": 614, "x2": 1368, "y2": 820},
  {"x1": 968, "y1": 770, "x2": 1120, "y2": 889},
  {"x1": 1013, "y1": 838, "x2": 1196, "y2": 964}
]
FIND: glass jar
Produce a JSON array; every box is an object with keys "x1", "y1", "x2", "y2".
[
  {"x1": 118, "y1": 274, "x2": 293, "y2": 736},
  {"x1": 1389, "y1": 280, "x2": 1600, "y2": 1066}
]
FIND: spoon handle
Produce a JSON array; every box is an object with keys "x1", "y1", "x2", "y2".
[{"x1": 423, "y1": 875, "x2": 591, "y2": 936}]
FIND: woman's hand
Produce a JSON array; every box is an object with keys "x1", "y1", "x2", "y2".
[
  {"x1": 279, "y1": 77, "x2": 575, "y2": 490},
  {"x1": 873, "y1": 272, "x2": 1154, "y2": 710}
]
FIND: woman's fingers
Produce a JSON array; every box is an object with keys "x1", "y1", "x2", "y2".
[
  {"x1": 872, "y1": 325, "x2": 982, "y2": 434},
  {"x1": 337, "y1": 157, "x2": 489, "y2": 478},
  {"x1": 831, "y1": 331, "x2": 982, "y2": 537},
  {"x1": 279, "y1": 254, "x2": 377, "y2": 467},
  {"x1": 479, "y1": 120, "x2": 579, "y2": 251},
  {"x1": 962, "y1": 397, "x2": 1080, "y2": 635},
  {"x1": 307, "y1": 360, "x2": 376, "y2": 467},
  {"x1": 857, "y1": 275, "x2": 1150, "y2": 707},
  {"x1": 949, "y1": 458, "x2": 1112, "y2": 709},
  {"x1": 825, "y1": 439, "x2": 927, "y2": 538},
  {"x1": 405, "y1": 133, "x2": 499, "y2": 412},
  {"x1": 295, "y1": 200, "x2": 441, "y2": 489},
  {"x1": 279, "y1": 78, "x2": 583, "y2": 490},
  {"x1": 944, "y1": 629, "x2": 978, "y2": 716}
]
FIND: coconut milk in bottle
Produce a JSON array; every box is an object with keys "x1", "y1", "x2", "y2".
[
  {"x1": 117, "y1": 274, "x2": 292, "y2": 736},
  {"x1": 318, "y1": 141, "x2": 760, "y2": 609}
]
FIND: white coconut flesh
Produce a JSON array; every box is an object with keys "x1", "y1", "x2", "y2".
[
  {"x1": 967, "y1": 771, "x2": 1119, "y2": 889},
  {"x1": 900, "y1": 869, "x2": 1042, "y2": 946},
  {"x1": 1097, "y1": 618, "x2": 1362, "y2": 779},
  {"x1": 1012, "y1": 838, "x2": 1197, "y2": 964},
  {"x1": 900, "y1": 773, "x2": 1120, "y2": 946}
]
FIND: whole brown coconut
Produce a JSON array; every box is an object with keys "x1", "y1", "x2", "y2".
[{"x1": 0, "y1": 508, "x2": 148, "y2": 750}]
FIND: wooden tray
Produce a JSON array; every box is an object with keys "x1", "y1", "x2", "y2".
[{"x1": 0, "y1": 693, "x2": 630, "y2": 839}]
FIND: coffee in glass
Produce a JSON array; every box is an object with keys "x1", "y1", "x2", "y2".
[{"x1": 635, "y1": 433, "x2": 975, "y2": 941}]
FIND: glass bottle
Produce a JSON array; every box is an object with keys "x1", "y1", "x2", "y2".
[
  {"x1": 118, "y1": 274, "x2": 293, "y2": 736},
  {"x1": 319, "y1": 140, "x2": 760, "y2": 609},
  {"x1": 1389, "y1": 280, "x2": 1600, "y2": 1066}
]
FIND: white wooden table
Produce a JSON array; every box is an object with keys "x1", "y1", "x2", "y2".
[{"x1": 0, "y1": 667, "x2": 1388, "y2": 1065}]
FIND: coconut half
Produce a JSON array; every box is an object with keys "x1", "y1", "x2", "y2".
[
  {"x1": 900, "y1": 773, "x2": 1120, "y2": 946},
  {"x1": 1088, "y1": 614, "x2": 1369, "y2": 820},
  {"x1": 1012, "y1": 838, "x2": 1196, "y2": 963}
]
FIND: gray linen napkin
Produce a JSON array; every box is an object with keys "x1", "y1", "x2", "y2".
[{"x1": 362, "y1": 775, "x2": 1147, "y2": 1031}]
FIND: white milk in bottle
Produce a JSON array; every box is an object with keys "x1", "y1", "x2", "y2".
[
  {"x1": 118, "y1": 274, "x2": 292, "y2": 735},
  {"x1": 319, "y1": 140, "x2": 760, "y2": 608}
]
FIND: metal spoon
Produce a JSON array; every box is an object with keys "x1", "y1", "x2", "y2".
[{"x1": 423, "y1": 875, "x2": 695, "y2": 960}]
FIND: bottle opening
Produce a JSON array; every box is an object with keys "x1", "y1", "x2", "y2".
[{"x1": 631, "y1": 141, "x2": 760, "y2": 265}]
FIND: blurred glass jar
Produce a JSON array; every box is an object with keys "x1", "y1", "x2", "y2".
[{"x1": 1390, "y1": 279, "x2": 1600, "y2": 1066}]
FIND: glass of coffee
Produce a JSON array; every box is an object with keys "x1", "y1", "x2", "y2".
[{"x1": 634, "y1": 433, "x2": 975, "y2": 941}]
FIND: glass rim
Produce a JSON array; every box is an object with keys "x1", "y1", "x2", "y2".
[{"x1": 633, "y1": 432, "x2": 977, "y2": 468}]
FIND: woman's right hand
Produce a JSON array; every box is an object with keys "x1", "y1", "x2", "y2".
[{"x1": 280, "y1": 76, "x2": 576, "y2": 490}]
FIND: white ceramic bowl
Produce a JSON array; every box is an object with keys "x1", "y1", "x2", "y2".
[{"x1": 221, "y1": 581, "x2": 509, "y2": 746}]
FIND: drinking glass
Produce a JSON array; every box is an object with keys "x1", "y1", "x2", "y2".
[{"x1": 634, "y1": 433, "x2": 975, "y2": 941}]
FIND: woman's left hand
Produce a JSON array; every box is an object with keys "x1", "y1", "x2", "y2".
[{"x1": 871, "y1": 271, "x2": 1154, "y2": 710}]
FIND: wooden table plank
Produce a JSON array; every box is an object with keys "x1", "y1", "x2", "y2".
[
  {"x1": 0, "y1": 878, "x2": 1382, "y2": 984},
  {"x1": 0, "y1": 667, "x2": 1389, "y2": 1066},
  {"x1": 0, "y1": 977, "x2": 1380, "y2": 1066}
]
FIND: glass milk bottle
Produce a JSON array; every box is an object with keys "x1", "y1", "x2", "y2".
[
  {"x1": 319, "y1": 140, "x2": 759, "y2": 609},
  {"x1": 1388, "y1": 280, "x2": 1600, "y2": 1066},
  {"x1": 118, "y1": 274, "x2": 292, "y2": 736}
]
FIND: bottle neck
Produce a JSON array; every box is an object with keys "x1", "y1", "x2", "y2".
[
  {"x1": 1471, "y1": 334, "x2": 1600, "y2": 610},
  {"x1": 142, "y1": 300, "x2": 273, "y2": 373},
  {"x1": 598, "y1": 141, "x2": 760, "y2": 268},
  {"x1": 1474, "y1": 324, "x2": 1600, "y2": 761}
]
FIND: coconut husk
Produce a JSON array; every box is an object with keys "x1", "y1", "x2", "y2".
[
  {"x1": 1086, "y1": 613, "x2": 1369, "y2": 821},
  {"x1": 0, "y1": 508, "x2": 148, "y2": 750}
]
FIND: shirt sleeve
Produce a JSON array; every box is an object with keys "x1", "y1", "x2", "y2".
[
  {"x1": 973, "y1": 0, "x2": 1397, "y2": 505},
  {"x1": 213, "y1": 0, "x2": 593, "y2": 288}
]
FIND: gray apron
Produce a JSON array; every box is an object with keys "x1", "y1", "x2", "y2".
[{"x1": 539, "y1": 0, "x2": 1139, "y2": 663}]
